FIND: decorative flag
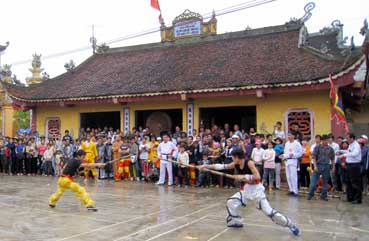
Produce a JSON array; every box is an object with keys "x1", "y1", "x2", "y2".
[
  {"x1": 151, "y1": 0, "x2": 164, "y2": 24},
  {"x1": 329, "y1": 74, "x2": 349, "y2": 132}
]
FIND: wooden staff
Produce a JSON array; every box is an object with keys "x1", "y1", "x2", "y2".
[
  {"x1": 163, "y1": 158, "x2": 237, "y2": 180},
  {"x1": 104, "y1": 155, "x2": 131, "y2": 165}
]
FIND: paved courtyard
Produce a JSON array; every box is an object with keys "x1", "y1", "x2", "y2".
[{"x1": 0, "y1": 175, "x2": 368, "y2": 241}]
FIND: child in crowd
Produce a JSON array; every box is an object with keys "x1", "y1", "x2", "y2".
[
  {"x1": 196, "y1": 153, "x2": 211, "y2": 188},
  {"x1": 262, "y1": 142, "x2": 276, "y2": 193},
  {"x1": 139, "y1": 136, "x2": 150, "y2": 181},
  {"x1": 337, "y1": 140, "x2": 349, "y2": 193},
  {"x1": 274, "y1": 137, "x2": 284, "y2": 190},
  {"x1": 55, "y1": 150, "x2": 64, "y2": 177},
  {"x1": 15, "y1": 139, "x2": 25, "y2": 175},
  {"x1": 177, "y1": 144, "x2": 190, "y2": 187},
  {"x1": 222, "y1": 139, "x2": 235, "y2": 188},
  {"x1": 300, "y1": 138, "x2": 311, "y2": 188}
]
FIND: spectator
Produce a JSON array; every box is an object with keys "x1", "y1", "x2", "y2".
[
  {"x1": 358, "y1": 136, "x2": 368, "y2": 195},
  {"x1": 300, "y1": 138, "x2": 311, "y2": 188},
  {"x1": 338, "y1": 133, "x2": 362, "y2": 204},
  {"x1": 307, "y1": 135, "x2": 335, "y2": 201},
  {"x1": 222, "y1": 139, "x2": 235, "y2": 188},
  {"x1": 43, "y1": 144, "x2": 54, "y2": 176},
  {"x1": 251, "y1": 139, "x2": 264, "y2": 178},
  {"x1": 196, "y1": 153, "x2": 211, "y2": 188},
  {"x1": 129, "y1": 136, "x2": 139, "y2": 181},
  {"x1": 290, "y1": 124, "x2": 303, "y2": 143},
  {"x1": 15, "y1": 139, "x2": 25, "y2": 175},
  {"x1": 104, "y1": 137, "x2": 113, "y2": 179},
  {"x1": 280, "y1": 133, "x2": 302, "y2": 197},
  {"x1": 263, "y1": 142, "x2": 276, "y2": 193},
  {"x1": 139, "y1": 136, "x2": 150, "y2": 181},
  {"x1": 177, "y1": 144, "x2": 190, "y2": 187},
  {"x1": 328, "y1": 134, "x2": 340, "y2": 192},
  {"x1": 273, "y1": 121, "x2": 286, "y2": 141},
  {"x1": 274, "y1": 137, "x2": 284, "y2": 190},
  {"x1": 63, "y1": 130, "x2": 73, "y2": 144}
]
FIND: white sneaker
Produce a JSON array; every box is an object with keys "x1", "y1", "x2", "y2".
[
  {"x1": 136, "y1": 177, "x2": 140, "y2": 181},
  {"x1": 155, "y1": 182, "x2": 164, "y2": 185},
  {"x1": 130, "y1": 177, "x2": 134, "y2": 181}
]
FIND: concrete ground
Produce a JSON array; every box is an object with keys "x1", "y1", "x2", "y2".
[{"x1": 0, "y1": 176, "x2": 368, "y2": 241}]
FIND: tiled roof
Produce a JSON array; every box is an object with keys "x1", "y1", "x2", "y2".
[{"x1": 5, "y1": 23, "x2": 363, "y2": 103}]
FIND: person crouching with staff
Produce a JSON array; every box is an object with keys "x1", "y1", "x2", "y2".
[
  {"x1": 201, "y1": 148, "x2": 300, "y2": 236},
  {"x1": 48, "y1": 150, "x2": 105, "y2": 211}
]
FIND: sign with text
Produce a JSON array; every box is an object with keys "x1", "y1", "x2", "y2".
[{"x1": 174, "y1": 20, "x2": 201, "y2": 38}]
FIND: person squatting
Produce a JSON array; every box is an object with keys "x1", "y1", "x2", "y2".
[{"x1": 202, "y1": 148, "x2": 300, "y2": 236}]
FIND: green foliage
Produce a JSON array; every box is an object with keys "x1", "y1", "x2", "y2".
[{"x1": 13, "y1": 110, "x2": 30, "y2": 130}]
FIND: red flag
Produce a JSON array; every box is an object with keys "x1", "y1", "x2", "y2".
[{"x1": 151, "y1": 0, "x2": 161, "y2": 11}]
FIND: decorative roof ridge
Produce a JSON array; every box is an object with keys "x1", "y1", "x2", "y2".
[
  {"x1": 7, "y1": 55, "x2": 364, "y2": 104},
  {"x1": 302, "y1": 44, "x2": 363, "y2": 62},
  {"x1": 102, "y1": 23, "x2": 303, "y2": 55}
]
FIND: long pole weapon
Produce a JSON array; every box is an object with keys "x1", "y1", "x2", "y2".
[{"x1": 162, "y1": 156, "x2": 237, "y2": 180}]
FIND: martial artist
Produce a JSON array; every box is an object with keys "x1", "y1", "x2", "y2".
[
  {"x1": 280, "y1": 132, "x2": 302, "y2": 196},
  {"x1": 156, "y1": 134, "x2": 177, "y2": 186},
  {"x1": 201, "y1": 148, "x2": 300, "y2": 236},
  {"x1": 81, "y1": 135, "x2": 99, "y2": 181},
  {"x1": 49, "y1": 150, "x2": 104, "y2": 211}
]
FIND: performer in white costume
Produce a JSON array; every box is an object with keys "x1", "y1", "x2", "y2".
[
  {"x1": 202, "y1": 148, "x2": 300, "y2": 236},
  {"x1": 280, "y1": 132, "x2": 303, "y2": 196}
]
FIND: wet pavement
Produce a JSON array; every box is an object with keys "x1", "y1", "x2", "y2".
[{"x1": 0, "y1": 175, "x2": 368, "y2": 241}]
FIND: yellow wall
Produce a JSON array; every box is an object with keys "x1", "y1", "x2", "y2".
[
  {"x1": 195, "y1": 90, "x2": 331, "y2": 135},
  {"x1": 37, "y1": 104, "x2": 124, "y2": 137},
  {"x1": 2, "y1": 104, "x2": 15, "y2": 137},
  {"x1": 35, "y1": 91, "x2": 331, "y2": 137}
]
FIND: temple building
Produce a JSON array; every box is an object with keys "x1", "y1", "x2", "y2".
[{"x1": 3, "y1": 10, "x2": 369, "y2": 139}]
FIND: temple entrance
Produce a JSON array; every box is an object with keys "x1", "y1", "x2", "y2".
[
  {"x1": 199, "y1": 106, "x2": 256, "y2": 132},
  {"x1": 80, "y1": 112, "x2": 121, "y2": 130},
  {"x1": 135, "y1": 109, "x2": 182, "y2": 136}
]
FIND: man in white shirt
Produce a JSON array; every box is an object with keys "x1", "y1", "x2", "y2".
[
  {"x1": 156, "y1": 134, "x2": 177, "y2": 186},
  {"x1": 328, "y1": 134, "x2": 340, "y2": 191},
  {"x1": 280, "y1": 133, "x2": 302, "y2": 196},
  {"x1": 338, "y1": 133, "x2": 362, "y2": 204}
]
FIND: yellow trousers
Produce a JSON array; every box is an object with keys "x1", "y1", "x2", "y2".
[
  {"x1": 84, "y1": 159, "x2": 98, "y2": 179},
  {"x1": 48, "y1": 177, "x2": 95, "y2": 207}
]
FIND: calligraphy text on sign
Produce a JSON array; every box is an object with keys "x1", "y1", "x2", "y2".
[{"x1": 174, "y1": 20, "x2": 201, "y2": 38}]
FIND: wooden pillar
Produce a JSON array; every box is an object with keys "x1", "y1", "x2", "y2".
[
  {"x1": 30, "y1": 108, "x2": 37, "y2": 133},
  {"x1": 2, "y1": 104, "x2": 15, "y2": 137}
]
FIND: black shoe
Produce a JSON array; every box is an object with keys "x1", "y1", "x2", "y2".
[
  {"x1": 287, "y1": 192, "x2": 294, "y2": 196},
  {"x1": 351, "y1": 200, "x2": 362, "y2": 204},
  {"x1": 49, "y1": 204, "x2": 56, "y2": 208},
  {"x1": 87, "y1": 206, "x2": 98, "y2": 211},
  {"x1": 307, "y1": 195, "x2": 313, "y2": 200},
  {"x1": 320, "y1": 197, "x2": 328, "y2": 201}
]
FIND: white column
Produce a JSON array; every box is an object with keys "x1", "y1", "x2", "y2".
[{"x1": 186, "y1": 103, "x2": 194, "y2": 136}]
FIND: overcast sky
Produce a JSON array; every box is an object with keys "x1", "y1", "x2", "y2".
[{"x1": 1, "y1": 0, "x2": 368, "y2": 82}]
